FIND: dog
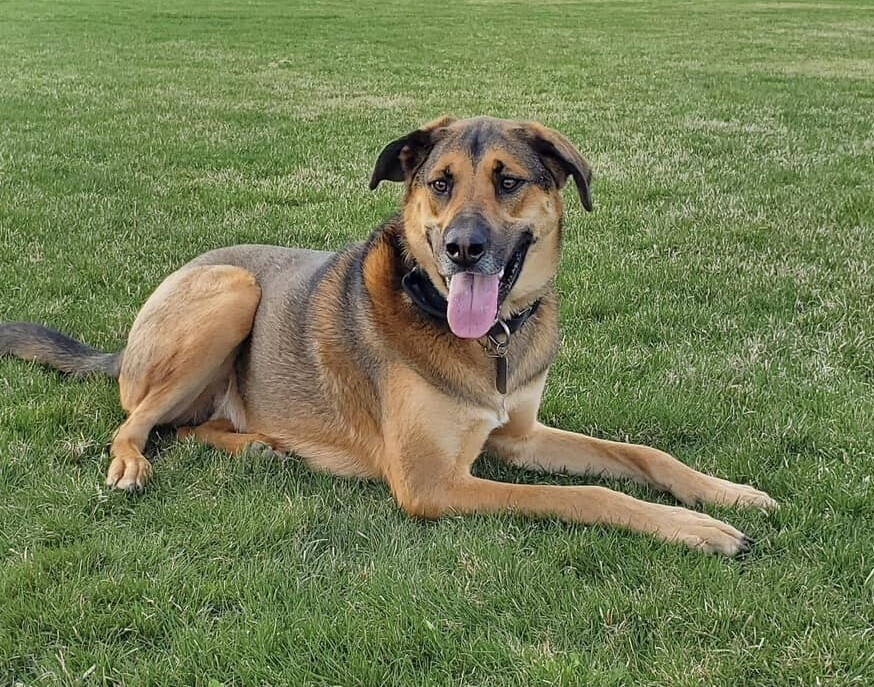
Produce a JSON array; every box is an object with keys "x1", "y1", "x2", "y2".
[{"x1": 0, "y1": 116, "x2": 777, "y2": 555}]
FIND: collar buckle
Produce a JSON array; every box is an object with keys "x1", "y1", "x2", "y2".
[{"x1": 486, "y1": 320, "x2": 511, "y2": 358}]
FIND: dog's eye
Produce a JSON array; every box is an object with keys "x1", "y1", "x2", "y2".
[
  {"x1": 499, "y1": 177, "x2": 523, "y2": 192},
  {"x1": 429, "y1": 179, "x2": 450, "y2": 195}
]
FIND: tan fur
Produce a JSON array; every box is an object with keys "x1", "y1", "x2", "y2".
[
  {"x1": 107, "y1": 265, "x2": 261, "y2": 490},
  {"x1": 29, "y1": 118, "x2": 776, "y2": 555}
]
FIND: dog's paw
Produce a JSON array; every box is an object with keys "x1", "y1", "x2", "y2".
[
  {"x1": 106, "y1": 455, "x2": 152, "y2": 493},
  {"x1": 176, "y1": 426, "x2": 196, "y2": 440},
  {"x1": 675, "y1": 476, "x2": 778, "y2": 513},
  {"x1": 659, "y1": 507, "x2": 753, "y2": 557},
  {"x1": 701, "y1": 477, "x2": 778, "y2": 512},
  {"x1": 243, "y1": 441, "x2": 279, "y2": 458}
]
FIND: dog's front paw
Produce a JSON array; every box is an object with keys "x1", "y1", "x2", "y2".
[
  {"x1": 658, "y1": 507, "x2": 753, "y2": 556},
  {"x1": 686, "y1": 476, "x2": 778, "y2": 512}
]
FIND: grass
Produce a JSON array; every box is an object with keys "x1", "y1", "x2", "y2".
[{"x1": 1, "y1": 0, "x2": 873, "y2": 684}]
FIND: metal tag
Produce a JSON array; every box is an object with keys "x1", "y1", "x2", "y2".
[
  {"x1": 495, "y1": 357, "x2": 508, "y2": 395},
  {"x1": 486, "y1": 321, "x2": 511, "y2": 394}
]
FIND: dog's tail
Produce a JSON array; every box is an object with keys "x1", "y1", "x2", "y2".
[{"x1": 0, "y1": 322, "x2": 122, "y2": 379}]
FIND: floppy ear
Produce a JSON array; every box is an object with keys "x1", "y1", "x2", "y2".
[
  {"x1": 369, "y1": 116, "x2": 456, "y2": 190},
  {"x1": 522, "y1": 123, "x2": 593, "y2": 212}
]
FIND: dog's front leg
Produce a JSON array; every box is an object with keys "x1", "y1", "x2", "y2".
[
  {"x1": 486, "y1": 375, "x2": 777, "y2": 511},
  {"x1": 382, "y1": 369, "x2": 754, "y2": 556}
]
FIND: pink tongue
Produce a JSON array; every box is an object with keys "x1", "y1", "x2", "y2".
[{"x1": 447, "y1": 272, "x2": 500, "y2": 339}]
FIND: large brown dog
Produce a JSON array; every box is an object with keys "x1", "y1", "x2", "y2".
[{"x1": 1, "y1": 116, "x2": 776, "y2": 555}]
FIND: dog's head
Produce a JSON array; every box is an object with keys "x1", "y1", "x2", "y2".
[{"x1": 370, "y1": 116, "x2": 592, "y2": 339}]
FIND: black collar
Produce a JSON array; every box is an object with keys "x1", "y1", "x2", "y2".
[
  {"x1": 401, "y1": 267, "x2": 541, "y2": 394},
  {"x1": 400, "y1": 267, "x2": 450, "y2": 322}
]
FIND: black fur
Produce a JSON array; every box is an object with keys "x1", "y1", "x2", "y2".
[
  {"x1": 0, "y1": 322, "x2": 121, "y2": 378},
  {"x1": 369, "y1": 129, "x2": 437, "y2": 189}
]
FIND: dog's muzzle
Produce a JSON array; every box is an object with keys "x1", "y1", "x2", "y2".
[{"x1": 442, "y1": 213, "x2": 492, "y2": 271}]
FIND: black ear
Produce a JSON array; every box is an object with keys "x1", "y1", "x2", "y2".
[
  {"x1": 521, "y1": 123, "x2": 593, "y2": 212},
  {"x1": 369, "y1": 116, "x2": 456, "y2": 190}
]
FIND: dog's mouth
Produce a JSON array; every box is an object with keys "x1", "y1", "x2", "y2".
[
  {"x1": 498, "y1": 235, "x2": 531, "y2": 304},
  {"x1": 442, "y1": 235, "x2": 532, "y2": 339}
]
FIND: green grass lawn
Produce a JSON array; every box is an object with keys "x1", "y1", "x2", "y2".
[{"x1": 2, "y1": 0, "x2": 873, "y2": 684}]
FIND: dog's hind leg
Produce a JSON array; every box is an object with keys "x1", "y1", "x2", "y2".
[
  {"x1": 107, "y1": 265, "x2": 261, "y2": 491},
  {"x1": 176, "y1": 419, "x2": 279, "y2": 456}
]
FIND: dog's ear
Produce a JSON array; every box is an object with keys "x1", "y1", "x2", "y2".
[
  {"x1": 369, "y1": 116, "x2": 456, "y2": 190},
  {"x1": 521, "y1": 123, "x2": 593, "y2": 212}
]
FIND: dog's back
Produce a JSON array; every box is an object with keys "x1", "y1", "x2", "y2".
[
  {"x1": 0, "y1": 244, "x2": 336, "y2": 381},
  {"x1": 187, "y1": 244, "x2": 335, "y2": 293}
]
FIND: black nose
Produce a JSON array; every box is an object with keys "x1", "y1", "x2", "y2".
[{"x1": 444, "y1": 218, "x2": 490, "y2": 268}]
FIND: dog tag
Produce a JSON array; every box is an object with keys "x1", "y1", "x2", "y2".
[
  {"x1": 496, "y1": 357, "x2": 508, "y2": 394},
  {"x1": 486, "y1": 320, "x2": 512, "y2": 394}
]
